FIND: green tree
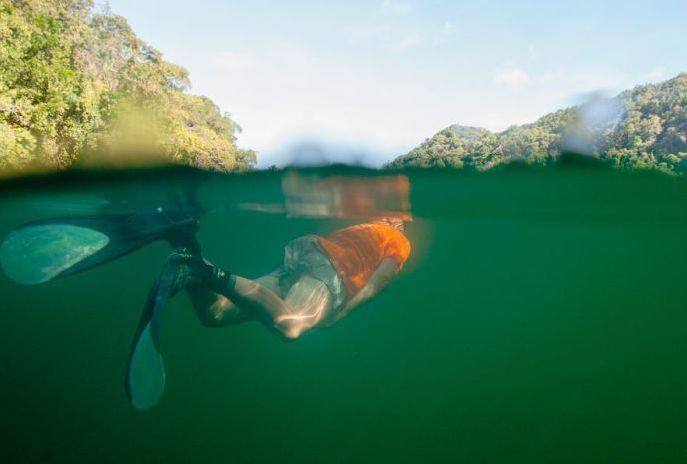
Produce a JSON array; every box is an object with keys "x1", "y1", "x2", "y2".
[
  {"x1": 0, "y1": 0, "x2": 255, "y2": 172},
  {"x1": 388, "y1": 74, "x2": 687, "y2": 175}
]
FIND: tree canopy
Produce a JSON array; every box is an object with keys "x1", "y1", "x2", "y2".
[
  {"x1": 387, "y1": 74, "x2": 687, "y2": 174},
  {"x1": 0, "y1": 0, "x2": 256, "y2": 172}
]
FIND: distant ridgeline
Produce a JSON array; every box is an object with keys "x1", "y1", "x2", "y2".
[
  {"x1": 387, "y1": 74, "x2": 687, "y2": 175},
  {"x1": 0, "y1": 0, "x2": 256, "y2": 172}
]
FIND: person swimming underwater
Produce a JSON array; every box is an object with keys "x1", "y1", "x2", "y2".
[
  {"x1": 177, "y1": 216, "x2": 411, "y2": 340},
  {"x1": 0, "y1": 176, "x2": 412, "y2": 409}
]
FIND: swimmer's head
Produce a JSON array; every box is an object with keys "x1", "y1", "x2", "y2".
[{"x1": 372, "y1": 216, "x2": 408, "y2": 233}]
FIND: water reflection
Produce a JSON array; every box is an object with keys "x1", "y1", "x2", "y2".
[{"x1": 241, "y1": 172, "x2": 412, "y2": 220}]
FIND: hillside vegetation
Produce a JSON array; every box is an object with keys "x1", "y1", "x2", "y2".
[
  {"x1": 0, "y1": 0, "x2": 256, "y2": 172},
  {"x1": 387, "y1": 74, "x2": 687, "y2": 174}
]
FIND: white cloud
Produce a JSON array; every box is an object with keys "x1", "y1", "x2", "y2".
[
  {"x1": 347, "y1": 25, "x2": 387, "y2": 45},
  {"x1": 493, "y1": 67, "x2": 530, "y2": 88},
  {"x1": 182, "y1": 40, "x2": 447, "y2": 166},
  {"x1": 645, "y1": 67, "x2": 666, "y2": 81},
  {"x1": 380, "y1": 0, "x2": 412, "y2": 15},
  {"x1": 390, "y1": 33, "x2": 420, "y2": 52},
  {"x1": 528, "y1": 44, "x2": 537, "y2": 62},
  {"x1": 267, "y1": 39, "x2": 312, "y2": 62},
  {"x1": 433, "y1": 22, "x2": 455, "y2": 46},
  {"x1": 563, "y1": 71, "x2": 627, "y2": 92},
  {"x1": 537, "y1": 71, "x2": 561, "y2": 84},
  {"x1": 209, "y1": 51, "x2": 256, "y2": 72}
]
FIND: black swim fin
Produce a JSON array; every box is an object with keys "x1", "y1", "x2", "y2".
[
  {"x1": 0, "y1": 209, "x2": 199, "y2": 285},
  {"x1": 125, "y1": 256, "x2": 182, "y2": 410}
]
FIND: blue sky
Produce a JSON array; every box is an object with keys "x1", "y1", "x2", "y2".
[{"x1": 107, "y1": 0, "x2": 687, "y2": 166}]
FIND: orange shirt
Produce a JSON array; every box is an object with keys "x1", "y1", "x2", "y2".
[{"x1": 316, "y1": 222, "x2": 411, "y2": 296}]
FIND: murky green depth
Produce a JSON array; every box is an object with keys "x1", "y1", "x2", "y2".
[{"x1": 1, "y1": 166, "x2": 687, "y2": 464}]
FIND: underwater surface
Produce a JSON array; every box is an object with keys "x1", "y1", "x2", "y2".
[{"x1": 1, "y1": 161, "x2": 687, "y2": 463}]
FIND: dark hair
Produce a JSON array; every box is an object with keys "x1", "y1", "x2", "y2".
[{"x1": 372, "y1": 216, "x2": 405, "y2": 233}]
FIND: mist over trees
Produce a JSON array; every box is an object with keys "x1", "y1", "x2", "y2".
[
  {"x1": 387, "y1": 74, "x2": 687, "y2": 174},
  {"x1": 0, "y1": 0, "x2": 256, "y2": 172}
]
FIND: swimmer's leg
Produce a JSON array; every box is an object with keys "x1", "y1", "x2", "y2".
[
  {"x1": 276, "y1": 275, "x2": 333, "y2": 338},
  {"x1": 179, "y1": 247, "x2": 333, "y2": 339},
  {"x1": 204, "y1": 269, "x2": 333, "y2": 340}
]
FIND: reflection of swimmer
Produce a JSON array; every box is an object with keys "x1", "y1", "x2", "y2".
[
  {"x1": 280, "y1": 172, "x2": 411, "y2": 220},
  {"x1": 181, "y1": 216, "x2": 411, "y2": 339}
]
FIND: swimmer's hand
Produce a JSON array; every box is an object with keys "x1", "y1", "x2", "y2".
[{"x1": 337, "y1": 257, "x2": 400, "y2": 319}]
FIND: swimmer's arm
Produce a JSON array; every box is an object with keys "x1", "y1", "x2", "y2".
[{"x1": 337, "y1": 257, "x2": 400, "y2": 319}]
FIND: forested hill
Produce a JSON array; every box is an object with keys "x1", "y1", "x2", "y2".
[
  {"x1": 0, "y1": 0, "x2": 256, "y2": 173},
  {"x1": 387, "y1": 74, "x2": 687, "y2": 174}
]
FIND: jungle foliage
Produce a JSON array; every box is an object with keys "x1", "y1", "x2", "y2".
[
  {"x1": 387, "y1": 74, "x2": 687, "y2": 174},
  {"x1": 0, "y1": 0, "x2": 256, "y2": 172}
]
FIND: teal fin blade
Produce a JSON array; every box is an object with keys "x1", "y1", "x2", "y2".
[
  {"x1": 126, "y1": 259, "x2": 178, "y2": 410},
  {"x1": 127, "y1": 321, "x2": 166, "y2": 411},
  {"x1": 0, "y1": 211, "x2": 198, "y2": 284},
  {"x1": 0, "y1": 224, "x2": 109, "y2": 284}
]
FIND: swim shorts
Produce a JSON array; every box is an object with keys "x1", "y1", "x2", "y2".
[{"x1": 271, "y1": 235, "x2": 347, "y2": 312}]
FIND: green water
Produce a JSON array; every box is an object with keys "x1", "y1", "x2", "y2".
[{"x1": 1, "y1": 163, "x2": 687, "y2": 463}]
